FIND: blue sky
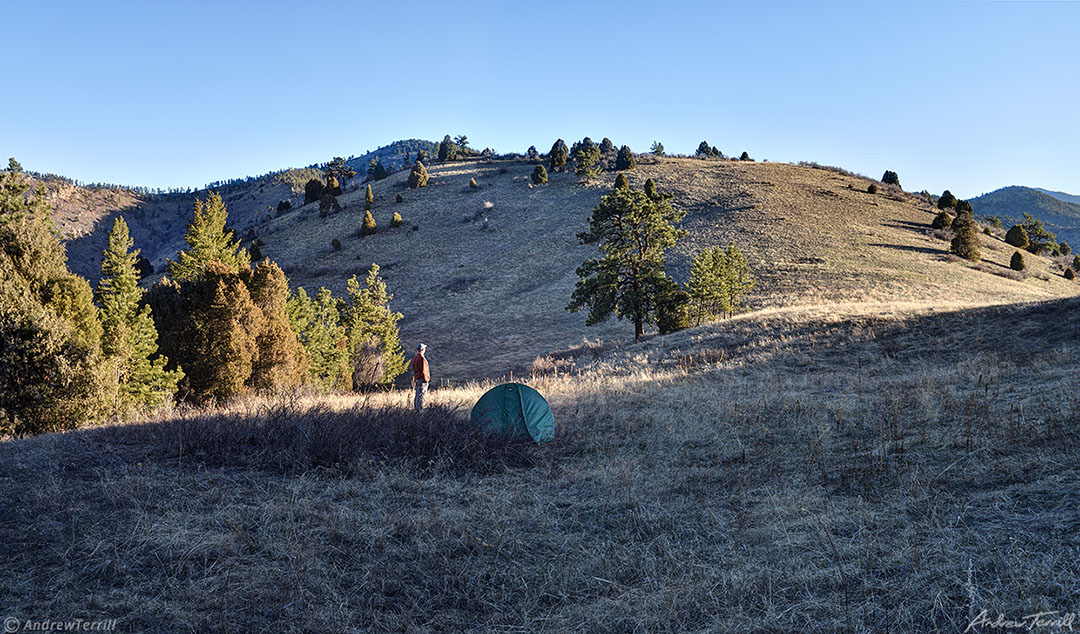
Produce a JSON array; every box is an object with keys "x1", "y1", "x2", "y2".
[{"x1": 2, "y1": 0, "x2": 1077, "y2": 199}]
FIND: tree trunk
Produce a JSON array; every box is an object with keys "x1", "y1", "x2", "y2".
[{"x1": 634, "y1": 316, "x2": 644, "y2": 340}]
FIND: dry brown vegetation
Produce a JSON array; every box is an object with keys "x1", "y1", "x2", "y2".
[
  {"x1": 3, "y1": 296, "x2": 1078, "y2": 632},
  {"x1": 10, "y1": 155, "x2": 1079, "y2": 631}
]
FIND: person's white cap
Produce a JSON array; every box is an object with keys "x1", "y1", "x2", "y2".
[{"x1": 417, "y1": 343, "x2": 426, "y2": 350}]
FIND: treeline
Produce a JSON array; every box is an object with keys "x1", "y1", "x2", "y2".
[{"x1": 1, "y1": 168, "x2": 406, "y2": 436}]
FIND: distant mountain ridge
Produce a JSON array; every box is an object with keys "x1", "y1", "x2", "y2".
[
  {"x1": 970, "y1": 185, "x2": 1080, "y2": 246},
  {"x1": 1033, "y1": 187, "x2": 1080, "y2": 206}
]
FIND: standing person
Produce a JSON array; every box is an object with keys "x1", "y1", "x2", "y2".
[{"x1": 412, "y1": 343, "x2": 430, "y2": 412}]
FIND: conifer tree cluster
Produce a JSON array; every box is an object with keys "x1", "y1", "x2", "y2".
[
  {"x1": 615, "y1": 145, "x2": 636, "y2": 171},
  {"x1": 572, "y1": 137, "x2": 601, "y2": 179},
  {"x1": 549, "y1": 139, "x2": 568, "y2": 173},
  {"x1": 686, "y1": 244, "x2": 756, "y2": 323}
]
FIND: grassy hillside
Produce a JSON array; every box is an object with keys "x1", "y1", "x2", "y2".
[
  {"x1": 3, "y1": 296, "x2": 1077, "y2": 631},
  {"x1": 255, "y1": 156, "x2": 1079, "y2": 381}
]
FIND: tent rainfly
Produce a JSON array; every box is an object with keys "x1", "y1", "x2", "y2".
[{"x1": 470, "y1": 383, "x2": 555, "y2": 443}]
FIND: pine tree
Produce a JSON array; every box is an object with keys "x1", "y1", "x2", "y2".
[
  {"x1": 881, "y1": 170, "x2": 900, "y2": 187},
  {"x1": 573, "y1": 138, "x2": 601, "y2": 178},
  {"x1": 368, "y1": 159, "x2": 387, "y2": 181},
  {"x1": 740, "y1": 151, "x2": 752, "y2": 162},
  {"x1": 168, "y1": 193, "x2": 249, "y2": 282},
  {"x1": 615, "y1": 145, "x2": 636, "y2": 170},
  {"x1": 932, "y1": 211, "x2": 952, "y2": 229},
  {"x1": 407, "y1": 161, "x2": 429, "y2": 188},
  {"x1": 526, "y1": 145, "x2": 540, "y2": 162},
  {"x1": 0, "y1": 170, "x2": 106, "y2": 435},
  {"x1": 97, "y1": 217, "x2": 181, "y2": 416},
  {"x1": 937, "y1": 190, "x2": 958, "y2": 210},
  {"x1": 950, "y1": 212, "x2": 981, "y2": 261},
  {"x1": 361, "y1": 210, "x2": 377, "y2": 236},
  {"x1": 287, "y1": 287, "x2": 351, "y2": 390},
  {"x1": 696, "y1": 141, "x2": 712, "y2": 157},
  {"x1": 247, "y1": 259, "x2": 305, "y2": 391},
  {"x1": 343, "y1": 264, "x2": 407, "y2": 387},
  {"x1": 325, "y1": 157, "x2": 357, "y2": 191},
  {"x1": 644, "y1": 178, "x2": 661, "y2": 201},
  {"x1": 651, "y1": 141, "x2": 664, "y2": 156},
  {"x1": 1060, "y1": 242, "x2": 1071, "y2": 256},
  {"x1": 567, "y1": 188, "x2": 686, "y2": 339},
  {"x1": 614, "y1": 173, "x2": 629, "y2": 191},
  {"x1": 599, "y1": 138, "x2": 614, "y2": 154},
  {"x1": 549, "y1": 139, "x2": 568, "y2": 172},
  {"x1": 686, "y1": 244, "x2": 756, "y2": 323},
  {"x1": 365, "y1": 184, "x2": 374, "y2": 210},
  {"x1": 438, "y1": 135, "x2": 457, "y2": 161},
  {"x1": 531, "y1": 164, "x2": 548, "y2": 185}
]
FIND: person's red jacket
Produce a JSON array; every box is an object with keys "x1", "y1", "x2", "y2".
[{"x1": 412, "y1": 353, "x2": 430, "y2": 382}]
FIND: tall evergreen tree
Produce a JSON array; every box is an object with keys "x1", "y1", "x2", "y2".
[
  {"x1": 247, "y1": 259, "x2": 306, "y2": 391},
  {"x1": 325, "y1": 157, "x2": 357, "y2": 191},
  {"x1": 365, "y1": 184, "x2": 374, "y2": 211},
  {"x1": 1, "y1": 170, "x2": 106, "y2": 434},
  {"x1": 599, "y1": 137, "x2": 614, "y2": 154},
  {"x1": 549, "y1": 139, "x2": 569, "y2": 172},
  {"x1": 573, "y1": 137, "x2": 602, "y2": 178},
  {"x1": 287, "y1": 287, "x2": 352, "y2": 390},
  {"x1": 937, "y1": 190, "x2": 958, "y2": 210},
  {"x1": 567, "y1": 187, "x2": 686, "y2": 339},
  {"x1": 615, "y1": 145, "x2": 636, "y2": 170},
  {"x1": 168, "y1": 192, "x2": 249, "y2": 281},
  {"x1": 96, "y1": 217, "x2": 181, "y2": 416},
  {"x1": 343, "y1": 264, "x2": 407, "y2": 387},
  {"x1": 438, "y1": 135, "x2": 457, "y2": 161},
  {"x1": 651, "y1": 141, "x2": 664, "y2": 156}
]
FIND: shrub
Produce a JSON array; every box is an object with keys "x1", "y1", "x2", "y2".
[
  {"x1": 955, "y1": 199, "x2": 973, "y2": 214},
  {"x1": 303, "y1": 178, "x2": 325, "y2": 205},
  {"x1": 740, "y1": 151, "x2": 752, "y2": 161},
  {"x1": 407, "y1": 161, "x2": 429, "y2": 188},
  {"x1": 1005, "y1": 224, "x2": 1030, "y2": 248},
  {"x1": 615, "y1": 145, "x2": 636, "y2": 171},
  {"x1": 1010, "y1": 251, "x2": 1025, "y2": 271},
  {"x1": 1066, "y1": 268, "x2": 1076, "y2": 280},
  {"x1": 932, "y1": 211, "x2": 952, "y2": 229},
  {"x1": 881, "y1": 170, "x2": 900, "y2": 187},
  {"x1": 277, "y1": 199, "x2": 292, "y2": 214},
  {"x1": 644, "y1": 178, "x2": 660, "y2": 201},
  {"x1": 469, "y1": 177, "x2": 478, "y2": 189},
  {"x1": 867, "y1": 183, "x2": 878, "y2": 194},
  {"x1": 1073, "y1": 254, "x2": 1080, "y2": 271},
  {"x1": 531, "y1": 164, "x2": 548, "y2": 185},
  {"x1": 937, "y1": 190, "x2": 957, "y2": 210},
  {"x1": 526, "y1": 145, "x2": 540, "y2": 162},
  {"x1": 950, "y1": 213, "x2": 981, "y2": 261},
  {"x1": 361, "y1": 210, "x2": 377, "y2": 236},
  {"x1": 1060, "y1": 241, "x2": 1071, "y2": 256},
  {"x1": 364, "y1": 184, "x2": 374, "y2": 210},
  {"x1": 614, "y1": 173, "x2": 629, "y2": 191},
  {"x1": 318, "y1": 194, "x2": 339, "y2": 217},
  {"x1": 396, "y1": 193, "x2": 403, "y2": 203},
  {"x1": 391, "y1": 211, "x2": 403, "y2": 227},
  {"x1": 412, "y1": 225, "x2": 419, "y2": 231},
  {"x1": 331, "y1": 237, "x2": 342, "y2": 251}
]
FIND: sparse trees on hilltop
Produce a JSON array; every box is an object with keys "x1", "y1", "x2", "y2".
[
  {"x1": 599, "y1": 138, "x2": 614, "y2": 154},
  {"x1": 881, "y1": 170, "x2": 900, "y2": 187},
  {"x1": 368, "y1": 158, "x2": 387, "y2": 181},
  {"x1": 651, "y1": 141, "x2": 664, "y2": 156},
  {"x1": 573, "y1": 137, "x2": 601, "y2": 178},
  {"x1": 615, "y1": 145, "x2": 636, "y2": 171},
  {"x1": 740, "y1": 151, "x2": 753, "y2": 162},
  {"x1": 325, "y1": 157, "x2": 357, "y2": 192}
]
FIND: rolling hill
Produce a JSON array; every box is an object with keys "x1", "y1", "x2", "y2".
[
  {"x1": 43, "y1": 154, "x2": 1080, "y2": 382},
  {"x1": 970, "y1": 185, "x2": 1080, "y2": 246}
]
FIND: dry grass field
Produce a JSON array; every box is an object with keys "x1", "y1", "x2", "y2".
[
  {"x1": 8, "y1": 156, "x2": 1078, "y2": 632},
  {"x1": 2, "y1": 297, "x2": 1077, "y2": 632}
]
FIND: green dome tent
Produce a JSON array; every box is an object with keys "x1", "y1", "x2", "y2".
[{"x1": 470, "y1": 383, "x2": 555, "y2": 443}]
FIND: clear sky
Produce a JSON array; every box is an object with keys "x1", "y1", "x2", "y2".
[{"x1": 2, "y1": 0, "x2": 1077, "y2": 199}]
